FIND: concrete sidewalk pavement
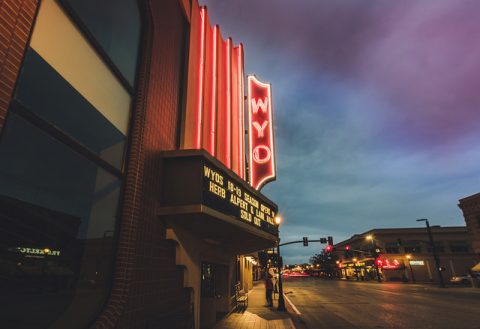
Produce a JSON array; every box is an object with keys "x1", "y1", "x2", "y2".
[{"x1": 214, "y1": 282, "x2": 296, "y2": 329}]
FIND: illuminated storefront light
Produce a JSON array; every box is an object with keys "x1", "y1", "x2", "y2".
[{"x1": 376, "y1": 258, "x2": 403, "y2": 270}]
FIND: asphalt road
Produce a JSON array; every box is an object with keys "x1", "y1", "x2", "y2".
[{"x1": 282, "y1": 277, "x2": 480, "y2": 329}]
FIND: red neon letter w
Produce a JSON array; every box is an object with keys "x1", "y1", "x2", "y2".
[{"x1": 251, "y1": 98, "x2": 268, "y2": 114}]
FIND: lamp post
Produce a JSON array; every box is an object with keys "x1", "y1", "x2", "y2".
[
  {"x1": 275, "y1": 216, "x2": 286, "y2": 311},
  {"x1": 417, "y1": 218, "x2": 445, "y2": 288},
  {"x1": 406, "y1": 254, "x2": 416, "y2": 283},
  {"x1": 366, "y1": 235, "x2": 382, "y2": 282}
]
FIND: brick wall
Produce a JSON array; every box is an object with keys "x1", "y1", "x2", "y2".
[
  {"x1": 0, "y1": 0, "x2": 37, "y2": 133},
  {"x1": 95, "y1": 0, "x2": 190, "y2": 328},
  {"x1": 458, "y1": 193, "x2": 480, "y2": 257}
]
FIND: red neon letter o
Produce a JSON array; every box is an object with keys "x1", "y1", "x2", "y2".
[{"x1": 253, "y1": 145, "x2": 271, "y2": 164}]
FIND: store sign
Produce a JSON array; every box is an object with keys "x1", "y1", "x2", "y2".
[
  {"x1": 339, "y1": 262, "x2": 365, "y2": 268},
  {"x1": 376, "y1": 258, "x2": 403, "y2": 270},
  {"x1": 409, "y1": 260, "x2": 425, "y2": 266},
  {"x1": 248, "y1": 75, "x2": 276, "y2": 190},
  {"x1": 160, "y1": 152, "x2": 278, "y2": 236},
  {"x1": 203, "y1": 164, "x2": 276, "y2": 233},
  {"x1": 15, "y1": 247, "x2": 61, "y2": 257}
]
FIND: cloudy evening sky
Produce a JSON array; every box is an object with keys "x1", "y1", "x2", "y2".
[{"x1": 201, "y1": 0, "x2": 480, "y2": 264}]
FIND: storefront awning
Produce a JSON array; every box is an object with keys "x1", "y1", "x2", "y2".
[
  {"x1": 158, "y1": 150, "x2": 278, "y2": 254},
  {"x1": 472, "y1": 262, "x2": 480, "y2": 272}
]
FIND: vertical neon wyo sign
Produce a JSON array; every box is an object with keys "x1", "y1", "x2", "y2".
[{"x1": 248, "y1": 75, "x2": 276, "y2": 190}]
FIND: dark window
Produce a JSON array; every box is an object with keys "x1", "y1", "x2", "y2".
[
  {"x1": 15, "y1": 49, "x2": 126, "y2": 169},
  {"x1": 450, "y1": 241, "x2": 469, "y2": 253},
  {"x1": 385, "y1": 241, "x2": 400, "y2": 254},
  {"x1": 201, "y1": 263, "x2": 215, "y2": 297},
  {"x1": 385, "y1": 247, "x2": 399, "y2": 254},
  {"x1": 404, "y1": 241, "x2": 422, "y2": 253},
  {"x1": 0, "y1": 113, "x2": 121, "y2": 328},
  {"x1": 427, "y1": 242, "x2": 444, "y2": 253},
  {"x1": 63, "y1": 0, "x2": 140, "y2": 86},
  {"x1": 404, "y1": 247, "x2": 421, "y2": 253}
]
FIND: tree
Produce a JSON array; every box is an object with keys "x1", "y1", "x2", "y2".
[{"x1": 310, "y1": 250, "x2": 339, "y2": 278}]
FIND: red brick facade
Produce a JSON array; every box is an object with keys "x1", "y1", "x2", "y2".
[
  {"x1": 458, "y1": 193, "x2": 480, "y2": 258},
  {"x1": 0, "y1": 0, "x2": 37, "y2": 133},
  {"x1": 95, "y1": 0, "x2": 191, "y2": 328}
]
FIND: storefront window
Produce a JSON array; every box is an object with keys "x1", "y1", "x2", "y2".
[
  {"x1": 0, "y1": 0, "x2": 140, "y2": 327},
  {"x1": 62, "y1": 0, "x2": 141, "y2": 86},
  {"x1": 0, "y1": 113, "x2": 121, "y2": 328},
  {"x1": 15, "y1": 49, "x2": 126, "y2": 169}
]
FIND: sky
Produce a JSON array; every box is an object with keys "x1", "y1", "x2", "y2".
[{"x1": 201, "y1": 0, "x2": 480, "y2": 264}]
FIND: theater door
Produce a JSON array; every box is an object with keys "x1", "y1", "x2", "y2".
[{"x1": 200, "y1": 262, "x2": 229, "y2": 328}]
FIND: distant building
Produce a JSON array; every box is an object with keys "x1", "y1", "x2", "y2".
[
  {"x1": 334, "y1": 227, "x2": 477, "y2": 283},
  {"x1": 458, "y1": 193, "x2": 480, "y2": 258}
]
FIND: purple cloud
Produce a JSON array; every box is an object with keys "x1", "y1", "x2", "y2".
[{"x1": 201, "y1": 0, "x2": 480, "y2": 263}]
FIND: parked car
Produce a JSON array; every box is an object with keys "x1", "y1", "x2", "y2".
[{"x1": 449, "y1": 275, "x2": 470, "y2": 285}]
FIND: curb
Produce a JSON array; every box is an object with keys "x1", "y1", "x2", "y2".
[{"x1": 283, "y1": 293, "x2": 308, "y2": 329}]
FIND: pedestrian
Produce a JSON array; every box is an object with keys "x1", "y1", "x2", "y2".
[{"x1": 265, "y1": 271, "x2": 273, "y2": 307}]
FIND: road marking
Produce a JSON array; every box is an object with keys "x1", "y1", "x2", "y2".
[{"x1": 284, "y1": 293, "x2": 301, "y2": 315}]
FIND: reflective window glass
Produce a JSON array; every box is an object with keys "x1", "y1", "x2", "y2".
[
  {"x1": 16, "y1": 49, "x2": 126, "y2": 169},
  {"x1": 201, "y1": 263, "x2": 215, "y2": 297},
  {"x1": 0, "y1": 113, "x2": 121, "y2": 328},
  {"x1": 30, "y1": 0, "x2": 132, "y2": 136},
  {"x1": 64, "y1": 0, "x2": 141, "y2": 86}
]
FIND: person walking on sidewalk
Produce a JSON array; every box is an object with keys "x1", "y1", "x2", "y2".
[{"x1": 265, "y1": 272, "x2": 274, "y2": 307}]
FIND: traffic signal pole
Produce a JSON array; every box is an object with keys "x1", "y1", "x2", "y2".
[
  {"x1": 274, "y1": 237, "x2": 333, "y2": 311},
  {"x1": 276, "y1": 240, "x2": 286, "y2": 311}
]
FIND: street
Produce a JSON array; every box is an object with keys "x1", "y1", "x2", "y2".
[{"x1": 283, "y1": 277, "x2": 480, "y2": 329}]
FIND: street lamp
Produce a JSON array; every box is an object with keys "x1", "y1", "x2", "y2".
[
  {"x1": 406, "y1": 254, "x2": 416, "y2": 283},
  {"x1": 417, "y1": 218, "x2": 445, "y2": 288},
  {"x1": 275, "y1": 216, "x2": 286, "y2": 311},
  {"x1": 366, "y1": 235, "x2": 381, "y2": 282}
]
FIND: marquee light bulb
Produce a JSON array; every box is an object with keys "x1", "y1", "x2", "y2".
[{"x1": 274, "y1": 216, "x2": 282, "y2": 225}]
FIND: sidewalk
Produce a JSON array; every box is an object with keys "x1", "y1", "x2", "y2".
[{"x1": 214, "y1": 281, "x2": 296, "y2": 329}]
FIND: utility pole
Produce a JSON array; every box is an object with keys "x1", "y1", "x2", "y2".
[
  {"x1": 406, "y1": 255, "x2": 416, "y2": 283},
  {"x1": 366, "y1": 235, "x2": 382, "y2": 282},
  {"x1": 417, "y1": 219, "x2": 445, "y2": 288},
  {"x1": 276, "y1": 239, "x2": 286, "y2": 311}
]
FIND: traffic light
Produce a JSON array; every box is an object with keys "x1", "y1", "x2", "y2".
[
  {"x1": 344, "y1": 245, "x2": 351, "y2": 258},
  {"x1": 320, "y1": 237, "x2": 327, "y2": 244},
  {"x1": 303, "y1": 237, "x2": 308, "y2": 246},
  {"x1": 325, "y1": 245, "x2": 333, "y2": 253},
  {"x1": 327, "y1": 236, "x2": 333, "y2": 245}
]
